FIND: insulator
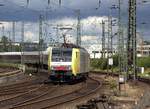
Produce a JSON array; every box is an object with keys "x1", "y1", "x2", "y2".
[
  {"x1": 59, "y1": 0, "x2": 61, "y2": 6},
  {"x1": 48, "y1": 0, "x2": 50, "y2": 5},
  {"x1": 27, "y1": 0, "x2": 29, "y2": 5},
  {"x1": 99, "y1": 0, "x2": 101, "y2": 7}
]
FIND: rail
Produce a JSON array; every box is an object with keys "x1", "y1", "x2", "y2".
[
  {"x1": 92, "y1": 71, "x2": 150, "y2": 109},
  {"x1": 8, "y1": 76, "x2": 101, "y2": 109},
  {"x1": 0, "y1": 70, "x2": 21, "y2": 77},
  {"x1": 92, "y1": 71, "x2": 150, "y2": 85}
]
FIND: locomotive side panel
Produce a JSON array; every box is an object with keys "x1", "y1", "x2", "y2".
[
  {"x1": 48, "y1": 47, "x2": 52, "y2": 71},
  {"x1": 79, "y1": 49, "x2": 90, "y2": 74},
  {"x1": 79, "y1": 49, "x2": 86, "y2": 73},
  {"x1": 72, "y1": 48, "x2": 80, "y2": 76}
]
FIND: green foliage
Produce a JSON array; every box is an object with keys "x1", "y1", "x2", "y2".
[
  {"x1": 0, "y1": 36, "x2": 21, "y2": 52},
  {"x1": 100, "y1": 58, "x2": 107, "y2": 69},
  {"x1": 14, "y1": 45, "x2": 21, "y2": 52},
  {"x1": 112, "y1": 55, "x2": 118, "y2": 66},
  {"x1": 137, "y1": 57, "x2": 150, "y2": 68},
  {"x1": 109, "y1": 79, "x2": 117, "y2": 90},
  {"x1": 90, "y1": 55, "x2": 119, "y2": 70},
  {"x1": 90, "y1": 58, "x2": 107, "y2": 70},
  {"x1": 0, "y1": 36, "x2": 9, "y2": 52}
]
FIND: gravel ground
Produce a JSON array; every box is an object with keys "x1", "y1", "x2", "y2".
[
  {"x1": 110, "y1": 79, "x2": 150, "y2": 109},
  {"x1": 0, "y1": 71, "x2": 149, "y2": 109},
  {"x1": 53, "y1": 74, "x2": 150, "y2": 109},
  {"x1": 50, "y1": 74, "x2": 108, "y2": 109}
]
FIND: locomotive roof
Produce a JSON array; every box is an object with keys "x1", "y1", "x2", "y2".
[{"x1": 52, "y1": 43, "x2": 86, "y2": 50}]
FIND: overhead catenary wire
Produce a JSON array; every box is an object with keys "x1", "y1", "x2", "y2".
[
  {"x1": 48, "y1": 0, "x2": 50, "y2": 5},
  {"x1": 27, "y1": 0, "x2": 29, "y2": 6},
  {"x1": 0, "y1": 0, "x2": 42, "y2": 20},
  {"x1": 45, "y1": 0, "x2": 102, "y2": 14},
  {"x1": 1, "y1": 0, "x2": 103, "y2": 22}
]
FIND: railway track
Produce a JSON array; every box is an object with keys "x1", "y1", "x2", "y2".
[
  {"x1": 138, "y1": 77, "x2": 150, "y2": 84},
  {"x1": 0, "y1": 68, "x2": 17, "y2": 73},
  {"x1": 0, "y1": 84, "x2": 40, "y2": 96},
  {"x1": 92, "y1": 71, "x2": 150, "y2": 85},
  {"x1": 0, "y1": 76, "x2": 46, "y2": 101},
  {"x1": 91, "y1": 71, "x2": 150, "y2": 109},
  {"x1": 0, "y1": 84, "x2": 58, "y2": 108},
  {"x1": 0, "y1": 85, "x2": 43, "y2": 102},
  {"x1": 0, "y1": 76, "x2": 101, "y2": 109},
  {"x1": 0, "y1": 79, "x2": 41, "y2": 93}
]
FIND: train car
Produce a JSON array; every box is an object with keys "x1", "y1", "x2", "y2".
[
  {"x1": 0, "y1": 52, "x2": 21, "y2": 63},
  {"x1": 0, "y1": 44, "x2": 90, "y2": 82},
  {"x1": 0, "y1": 51, "x2": 48, "y2": 66},
  {"x1": 48, "y1": 46, "x2": 90, "y2": 82}
]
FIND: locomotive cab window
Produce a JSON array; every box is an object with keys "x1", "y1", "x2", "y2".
[{"x1": 52, "y1": 48, "x2": 72, "y2": 62}]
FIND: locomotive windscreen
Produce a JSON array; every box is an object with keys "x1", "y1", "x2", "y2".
[{"x1": 52, "y1": 48, "x2": 72, "y2": 62}]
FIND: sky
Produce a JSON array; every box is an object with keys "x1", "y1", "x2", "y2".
[{"x1": 0, "y1": 0, "x2": 149, "y2": 51}]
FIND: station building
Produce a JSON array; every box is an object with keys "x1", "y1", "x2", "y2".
[{"x1": 137, "y1": 44, "x2": 150, "y2": 57}]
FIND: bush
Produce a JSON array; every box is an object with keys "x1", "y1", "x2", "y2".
[
  {"x1": 137, "y1": 57, "x2": 150, "y2": 68},
  {"x1": 90, "y1": 55, "x2": 119, "y2": 70},
  {"x1": 112, "y1": 55, "x2": 119, "y2": 67},
  {"x1": 100, "y1": 58, "x2": 107, "y2": 70}
]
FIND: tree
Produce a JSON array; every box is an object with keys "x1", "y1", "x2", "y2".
[
  {"x1": 144, "y1": 41, "x2": 150, "y2": 45},
  {"x1": 0, "y1": 36, "x2": 9, "y2": 52}
]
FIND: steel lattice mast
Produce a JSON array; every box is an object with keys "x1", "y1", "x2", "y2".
[
  {"x1": 76, "y1": 9, "x2": 81, "y2": 46},
  {"x1": 39, "y1": 15, "x2": 43, "y2": 69},
  {"x1": 101, "y1": 20, "x2": 105, "y2": 58},
  {"x1": 12, "y1": 22, "x2": 15, "y2": 51},
  {"x1": 127, "y1": 0, "x2": 137, "y2": 80}
]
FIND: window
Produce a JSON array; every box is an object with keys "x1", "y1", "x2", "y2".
[{"x1": 52, "y1": 48, "x2": 72, "y2": 62}]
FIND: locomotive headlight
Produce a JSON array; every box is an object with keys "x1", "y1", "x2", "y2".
[
  {"x1": 68, "y1": 66, "x2": 71, "y2": 70},
  {"x1": 51, "y1": 66, "x2": 54, "y2": 70}
]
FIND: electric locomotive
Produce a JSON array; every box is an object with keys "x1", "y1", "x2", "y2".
[{"x1": 48, "y1": 44, "x2": 90, "y2": 82}]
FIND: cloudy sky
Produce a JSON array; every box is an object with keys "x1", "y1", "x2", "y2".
[{"x1": 0, "y1": 0, "x2": 149, "y2": 51}]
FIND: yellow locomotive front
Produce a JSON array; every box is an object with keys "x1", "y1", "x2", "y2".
[
  {"x1": 48, "y1": 47, "x2": 89, "y2": 82},
  {"x1": 48, "y1": 47, "x2": 73, "y2": 82}
]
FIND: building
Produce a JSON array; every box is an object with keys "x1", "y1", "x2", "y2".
[
  {"x1": 84, "y1": 44, "x2": 117, "y2": 58},
  {"x1": 137, "y1": 44, "x2": 150, "y2": 57},
  {"x1": 136, "y1": 33, "x2": 150, "y2": 57}
]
